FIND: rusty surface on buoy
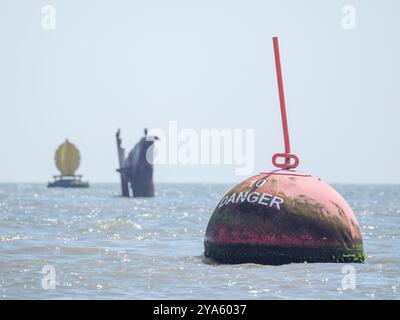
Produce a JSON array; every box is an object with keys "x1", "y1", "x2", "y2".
[
  {"x1": 203, "y1": 37, "x2": 365, "y2": 265},
  {"x1": 204, "y1": 170, "x2": 364, "y2": 264}
]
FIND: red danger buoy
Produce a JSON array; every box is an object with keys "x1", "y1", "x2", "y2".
[{"x1": 204, "y1": 37, "x2": 365, "y2": 265}]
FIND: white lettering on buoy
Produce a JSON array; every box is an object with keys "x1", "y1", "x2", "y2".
[
  {"x1": 218, "y1": 196, "x2": 229, "y2": 207},
  {"x1": 247, "y1": 192, "x2": 259, "y2": 203},
  {"x1": 270, "y1": 196, "x2": 284, "y2": 210},
  {"x1": 218, "y1": 192, "x2": 284, "y2": 210},
  {"x1": 249, "y1": 179, "x2": 267, "y2": 188},
  {"x1": 226, "y1": 193, "x2": 236, "y2": 205},
  {"x1": 236, "y1": 192, "x2": 248, "y2": 203},
  {"x1": 258, "y1": 193, "x2": 272, "y2": 206}
]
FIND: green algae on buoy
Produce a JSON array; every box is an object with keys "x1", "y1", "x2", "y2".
[
  {"x1": 204, "y1": 170, "x2": 365, "y2": 265},
  {"x1": 203, "y1": 37, "x2": 364, "y2": 265}
]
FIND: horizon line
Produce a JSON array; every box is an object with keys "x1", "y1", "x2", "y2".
[{"x1": 0, "y1": 181, "x2": 399, "y2": 186}]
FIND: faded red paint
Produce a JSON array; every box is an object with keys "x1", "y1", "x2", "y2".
[{"x1": 205, "y1": 170, "x2": 363, "y2": 249}]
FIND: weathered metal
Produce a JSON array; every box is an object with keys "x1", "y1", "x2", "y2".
[
  {"x1": 115, "y1": 128, "x2": 158, "y2": 197},
  {"x1": 116, "y1": 129, "x2": 130, "y2": 197},
  {"x1": 204, "y1": 170, "x2": 365, "y2": 264}
]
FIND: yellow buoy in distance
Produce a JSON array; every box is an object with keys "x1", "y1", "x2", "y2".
[{"x1": 55, "y1": 139, "x2": 80, "y2": 176}]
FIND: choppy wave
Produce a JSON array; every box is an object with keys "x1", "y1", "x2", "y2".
[{"x1": 0, "y1": 183, "x2": 399, "y2": 299}]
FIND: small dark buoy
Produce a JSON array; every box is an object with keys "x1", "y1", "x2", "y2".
[{"x1": 204, "y1": 37, "x2": 364, "y2": 265}]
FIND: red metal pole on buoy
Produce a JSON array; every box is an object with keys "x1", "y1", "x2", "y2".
[
  {"x1": 272, "y1": 37, "x2": 299, "y2": 170},
  {"x1": 273, "y1": 37, "x2": 291, "y2": 157}
]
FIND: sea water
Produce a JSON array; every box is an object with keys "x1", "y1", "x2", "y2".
[{"x1": 0, "y1": 183, "x2": 399, "y2": 299}]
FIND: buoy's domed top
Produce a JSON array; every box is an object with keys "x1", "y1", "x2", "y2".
[
  {"x1": 55, "y1": 139, "x2": 81, "y2": 176},
  {"x1": 243, "y1": 170, "x2": 361, "y2": 240},
  {"x1": 204, "y1": 169, "x2": 364, "y2": 264}
]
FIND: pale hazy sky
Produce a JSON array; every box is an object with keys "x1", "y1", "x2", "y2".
[{"x1": 0, "y1": 0, "x2": 399, "y2": 183}]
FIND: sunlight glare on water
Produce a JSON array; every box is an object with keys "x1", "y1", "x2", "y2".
[{"x1": 0, "y1": 183, "x2": 399, "y2": 299}]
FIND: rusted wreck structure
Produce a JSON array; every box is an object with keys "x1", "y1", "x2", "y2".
[{"x1": 116, "y1": 128, "x2": 158, "y2": 197}]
